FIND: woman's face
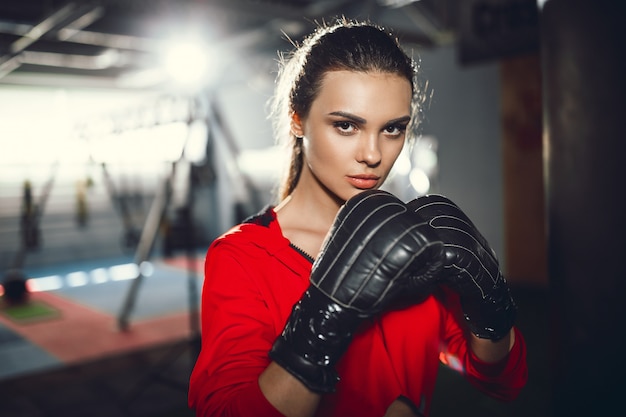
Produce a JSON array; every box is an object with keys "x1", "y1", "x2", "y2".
[{"x1": 294, "y1": 70, "x2": 412, "y2": 203}]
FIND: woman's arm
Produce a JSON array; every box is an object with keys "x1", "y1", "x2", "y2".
[
  {"x1": 469, "y1": 328, "x2": 514, "y2": 363},
  {"x1": 438, "y1": 288, "x2": 527, "y2": 401},
  {"x1": 259, "y1": 362, "x2": 321, "y2": 417},
  {"x1": 188, "y1": 236, "x2": 306, "y2": 417},
  {"x1": 260, "y1": 364, "x2": 424, "y2": 417}
]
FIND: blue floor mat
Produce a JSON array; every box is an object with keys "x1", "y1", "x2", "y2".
[
  {"x1": 22, "y1": 257, "x2": 202, "y2": 321},
  {"x1": 51, "y1": 262, "x2": 201, "y2": 320},
  {"x1": 0, "y1": 323, "x2": 60, "y2": 379}
]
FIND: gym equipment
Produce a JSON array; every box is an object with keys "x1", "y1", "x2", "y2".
[
  {"x1": 100, "y1": 162, "x2": 142, "y2": 254},
  {"x1": 1, "y1": 269, "x2": 28, "y2": 305},
  {"x1": 2, "y1": 163, "x2": 59, "y2": 303}
]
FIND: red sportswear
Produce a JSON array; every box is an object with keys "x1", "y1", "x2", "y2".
[{"x1": 188, "y1": 207, "x2": 527, "y2": 417}]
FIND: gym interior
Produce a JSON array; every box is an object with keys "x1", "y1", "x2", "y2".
[{"x1": 0, "y1": 1, "x2": 623, "y2": 416}]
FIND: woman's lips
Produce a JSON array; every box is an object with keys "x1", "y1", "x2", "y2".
[{"x1": 346, "y1": 175, "x2": 380, "y2": 189}]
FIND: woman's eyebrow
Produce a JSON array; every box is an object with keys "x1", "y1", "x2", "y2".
[
  {"x1": 387, "y1": 116, "x2": 411, "y2": 125},
  {"x1": 328, "y1": 111, "x2": 411, "y2": 126},
  {"x1": 328, "y1": 111, "x2": 366, "y2": 124}
]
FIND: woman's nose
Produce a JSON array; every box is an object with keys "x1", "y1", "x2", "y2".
[{"x1": 356, "y1": 134, "x2": 382, "y2": 167}]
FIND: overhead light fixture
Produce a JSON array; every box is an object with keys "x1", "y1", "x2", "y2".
[{"x1": 161, "y1": 37, "x2": 213, "y2": 90}]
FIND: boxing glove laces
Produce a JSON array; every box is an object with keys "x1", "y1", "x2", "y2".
[{"x1": 407, "y1": 194, "x2": 516, "y2": 341}]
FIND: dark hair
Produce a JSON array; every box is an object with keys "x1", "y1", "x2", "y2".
[{"x1": 270, "y1": 18, "x2": 425, "y2": 201}]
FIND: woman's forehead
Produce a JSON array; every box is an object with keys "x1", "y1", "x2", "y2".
[{"x1": 312, "y1": 70, "x2": 412, "y2": 118}]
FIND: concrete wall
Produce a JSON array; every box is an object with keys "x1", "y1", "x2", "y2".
[{"x1": 418, "y1": 45, "x2": 506, "y2": 268}]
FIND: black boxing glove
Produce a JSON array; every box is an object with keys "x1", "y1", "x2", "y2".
[
  {"x1": 407, "y1": 194, "x2": 516, "y2": 341},
  {"x1": 269, "y1": 190, "x2": 444, "y2": 393}
]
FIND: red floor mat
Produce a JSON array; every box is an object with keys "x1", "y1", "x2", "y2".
[{"x1": 0, "y1": 290, "x2": 194, "y2": 364}]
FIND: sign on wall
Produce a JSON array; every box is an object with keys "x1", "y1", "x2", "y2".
[{"x1": 458, "y1": 0, "x2": 540, "y2": 65}]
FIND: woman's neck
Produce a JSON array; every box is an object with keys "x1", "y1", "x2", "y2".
[
  {"x1": 275, "y1": 180, "x2": 344, "y2": 259},
  {"x1": 276, "y1": 190, "x2": 339, "y2": 230}
]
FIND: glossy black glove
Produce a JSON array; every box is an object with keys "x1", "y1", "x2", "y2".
[
  {"x1": 270, "y1": 190, "x2": 444, "y2": 393},
  {"x1": 407, "y1": 194, "x2": 516, "y2": 341}
]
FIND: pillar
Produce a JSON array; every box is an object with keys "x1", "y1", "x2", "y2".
[{"x1": 541, "y1": 0, "x2": 626, "y2": 415}]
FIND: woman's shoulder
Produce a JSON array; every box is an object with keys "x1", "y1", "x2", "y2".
[
  {"x1": 240, "y1": 205, "x2": 277, "y2": 228},
  {"x1": 211, "y1": 205, "x2": 289, "y2": 252},
  {"x1": 206, "y1": 205, "x2": 312, "y2": 274}
]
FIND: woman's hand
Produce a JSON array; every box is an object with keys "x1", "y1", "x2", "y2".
[{"x1": 407, "y1": 194, "x2": 517, "y2": 342}]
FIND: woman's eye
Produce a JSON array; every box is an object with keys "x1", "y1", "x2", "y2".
[
  {"x1": 384, "y1": 124, "x2": 406, "y2": 137},
  {"x1": 333, "y1": 121, "x2": 356, "y2": 134}
]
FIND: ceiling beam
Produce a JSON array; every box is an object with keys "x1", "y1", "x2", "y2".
[{"x1": 0, "y1": 2, "x2": 107, "y2": 79}]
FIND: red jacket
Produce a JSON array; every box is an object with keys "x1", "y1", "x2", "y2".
[{"x1": 188, "y1": 208, "x2": 527, "y2": 417}]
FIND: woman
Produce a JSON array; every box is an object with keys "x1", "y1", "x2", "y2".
[{"x1": 188, "y1": 19, "x2": 527, "y2": 417}]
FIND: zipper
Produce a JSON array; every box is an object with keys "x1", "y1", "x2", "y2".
[{"x1": 289, "y1": 243, "x2": 315, "y2": 264}]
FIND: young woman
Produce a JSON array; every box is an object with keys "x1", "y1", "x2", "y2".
[{"x1": 188, "y1": 19, "x2": 527, "y2": 417}]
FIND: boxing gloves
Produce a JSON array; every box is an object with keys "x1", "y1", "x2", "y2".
[
  {"x1": 407, "y1": 194, "x2": 516, "y2": 341},
  {"x1": 270, "y1": 190, "x2": 444, "y2": 393}
]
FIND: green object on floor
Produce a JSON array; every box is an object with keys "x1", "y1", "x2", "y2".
[{"x1": 0, "y1": 299, "x2": 60, "y2": 324}]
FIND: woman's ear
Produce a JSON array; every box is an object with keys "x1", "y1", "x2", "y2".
[{"x1": 290, "y1": 112, "x2": 304, "y2": 138}]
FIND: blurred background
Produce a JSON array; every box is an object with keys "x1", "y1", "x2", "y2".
[{"x1": 0, "y1": 0, "x2": 623, "y2": 416}]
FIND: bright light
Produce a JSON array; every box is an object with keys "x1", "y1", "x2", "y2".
[
  {"x1": 27, "y1": 275, "x2": 63, "y2": 292},
  {"x1": 414, "y1": 148, "x2": 438, "y2": 176},
  {"x1": 109, "y1": 263, "x2": 139, "y2": 281},
  {"x1": 409, "y1": 168, "x2": 431, "y2": 195},
  {"x1": 91, "y1": 122, "x2": 189, "y2": 164},
  {"x1": 237, "y1": 146, "x2": 287, "y2": 186},
  {"x1": 392, "y1": 146, "x2": 412, "y2": 176},
  {"x1": 90, "y1": 268, "x2": 109, "y2": 284},
  {"x1": 19, "y1": 261, "x2": 156, "y2": 293},
  {"x1": 139, "y1": 261, "x2": 154, "y2": 277},
  {"x1": 162, "y1": 39, "x2": 211, "y2": 88},
  {"x1": 439, "y1": 352, "x2": 464, "y2": 372},
  {"x1": 183, "y1": 121, "x2": 208, "y2": 163},
  {"x1": 67, "y1": 271, "x2": 89, "y2": 287}
]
